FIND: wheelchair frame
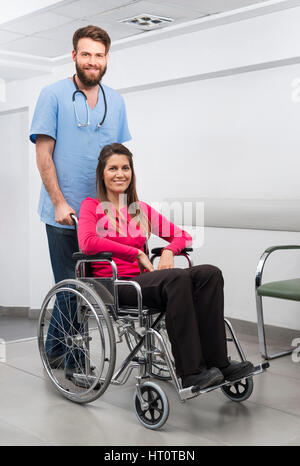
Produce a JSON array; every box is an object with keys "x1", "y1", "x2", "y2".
[{"x1": 38, "y1": 218, "x2": 269, "y2": 429}]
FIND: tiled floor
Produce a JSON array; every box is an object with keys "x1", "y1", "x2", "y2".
[{"x1": 0, "y1": 318, "x2": 300, "y2": 446}]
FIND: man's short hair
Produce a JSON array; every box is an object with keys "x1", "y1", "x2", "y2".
[{"x1": 73, "y1": 25, "x2": 111, "y2": 54}]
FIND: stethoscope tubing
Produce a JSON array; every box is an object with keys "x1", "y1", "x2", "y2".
[{"x1": 72, "y1": 74, "x2": 107, "y2": 128}]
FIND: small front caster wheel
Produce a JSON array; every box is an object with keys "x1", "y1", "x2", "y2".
[
  {"x1": 221, "y1": 376, "x2": 254, "y2": 402},
  {"x1": 133, "y1": 382, "x2": 169, "y2": 430}
]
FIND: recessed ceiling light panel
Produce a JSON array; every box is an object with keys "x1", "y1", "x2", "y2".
[{"x1": 119, "y1": 14, "x2": 174, "y2": 31}]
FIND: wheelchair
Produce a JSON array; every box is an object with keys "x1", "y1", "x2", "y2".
[{"x1": 38, "y1": 216, "x2": 269, "y2": 430}]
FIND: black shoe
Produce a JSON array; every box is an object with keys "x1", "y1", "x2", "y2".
[
  {"x1": 181, "y1": 367, "x2": 224, "y2": 390},
  {"x1": 220, "y1": 360, "x2": 254, "y2": 382}
]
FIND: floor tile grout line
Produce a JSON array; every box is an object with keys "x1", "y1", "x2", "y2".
[
  {"x1": 0, "y1": 361, "x2": 46, "y2": 381},
  {"x1": 263, "y1": 367, "x2": 300, "y2": 383},
  {"x1": 0, "y1": 413, "x2": 56, "y2": 446},
  {"x1": 5, "y1": 337, "x2": 37, "y2": 344},
  {"x1": 244, "y1": 396, "x2": 300, "y2": 423}
]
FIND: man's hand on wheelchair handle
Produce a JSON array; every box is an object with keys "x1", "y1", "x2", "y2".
[{"x1": 55, "y1": 201, "x2": 77, "y2": 226}]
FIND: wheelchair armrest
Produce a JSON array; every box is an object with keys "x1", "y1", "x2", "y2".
[
  {"x1": 73, "y1": 251, "x2": 118, "y2": 280},
  {"x1": 151, "y1": 247, "x2": 193, "y2": 256},
  {"x1": 72, "y1": 252, "x2": 113, "y2": 261}
]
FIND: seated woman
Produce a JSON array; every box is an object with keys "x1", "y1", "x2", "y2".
[{"x1": 78, "y1": 143, "x2": 254, "y2": 390}]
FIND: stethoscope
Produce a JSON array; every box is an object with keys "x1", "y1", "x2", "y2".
[{"x1": 72, "y1": 74, "x2": 107, "y2": 128}]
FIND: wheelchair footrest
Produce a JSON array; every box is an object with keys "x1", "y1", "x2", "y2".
[{"x1": 178, "y1": 362, "x2": 269, "y2": 401}]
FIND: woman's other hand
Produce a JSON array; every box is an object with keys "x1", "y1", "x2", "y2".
[
  {"x1": 137, "y1": 250, "x2": 155, "y2": 274},
  {"x1": 157, "y1": 249, "x2": 174, "y2": 270}
]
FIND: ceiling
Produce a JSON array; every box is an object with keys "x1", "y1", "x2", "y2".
[
  {"x1": 0, "y1": 0, "x2": 267, "y2": 59},
  {"x1": 0, "y1": 0, "x2": 296, "y2": 82}
]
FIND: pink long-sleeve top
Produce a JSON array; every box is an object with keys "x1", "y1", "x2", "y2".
[{"x1": 78, "y1": 197, "x2": 192, "y2": 278}]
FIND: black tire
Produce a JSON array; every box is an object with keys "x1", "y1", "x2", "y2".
[
  {"x1": 133, "y1": 382, "x2": 169, "y2": 429},
  {"x1": 221, "y1": 377, "x2": 254, "y2": 402}
]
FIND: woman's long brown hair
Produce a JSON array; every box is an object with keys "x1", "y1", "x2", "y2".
[{"x1": 96, "y1": 143, "x2": 151, "y2": 237}]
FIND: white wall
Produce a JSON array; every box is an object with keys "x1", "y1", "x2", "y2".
[
  {"x1": 0, "y1": 109, "x2": 29, "y2": 306},
  {"x1": 1, "y1": 5, "x2": 300, "y2": 330},
  {"x1": 124, "y1": 63, "x2": 300, "y2": 203}
]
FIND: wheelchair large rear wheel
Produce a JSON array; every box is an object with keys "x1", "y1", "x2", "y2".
[{"x1": 38, "y1": 279, "x2": 116, "y2": 404}]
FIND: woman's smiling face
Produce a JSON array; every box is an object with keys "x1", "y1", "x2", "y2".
[{"x1": 103, "y1": 153, "x2": 132, "y2": 197}]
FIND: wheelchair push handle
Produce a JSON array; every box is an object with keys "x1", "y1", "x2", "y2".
[{"x1": 70, "y1": 213, "x2": 78, "y2": 230}]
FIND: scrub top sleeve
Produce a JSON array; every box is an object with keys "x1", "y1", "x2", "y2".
[
  {"x1": 117, "y1": 96, "x2": 131, "y2": 143},
  {"x1": 29, "y1": 87, "x2": 58, "y2": 144}
]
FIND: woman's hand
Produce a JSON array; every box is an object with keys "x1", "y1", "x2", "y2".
[
  {"x1": 137, "y1": 250, "x2": 155, "y2": 274},
  {"x1": 157, "y1": 249, "x2": 174, "y2": 270}
]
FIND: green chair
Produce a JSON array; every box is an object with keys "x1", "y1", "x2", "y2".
[{"x1": 255, "y1": 245, "x2": 300, "y2": 360}]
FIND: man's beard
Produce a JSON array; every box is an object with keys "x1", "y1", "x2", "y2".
[{"x1": 75, "y1": 62, "x2": 107, "y2": 87}]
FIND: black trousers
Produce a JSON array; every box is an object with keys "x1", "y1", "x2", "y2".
[{"x1": 118, "y1": 264, "x2": 229, "y2": 377}]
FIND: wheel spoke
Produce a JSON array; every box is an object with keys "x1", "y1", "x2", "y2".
[
  {"x1": 149, "y1": 408, "x2": 156, "y2": 422},
  {"x1": 154, "y1": 407, "x2": 163, "y2": 415}
]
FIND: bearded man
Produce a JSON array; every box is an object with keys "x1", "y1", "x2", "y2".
[{"x1": 30, "y1": 26, "x2": 131, "y2": 367}]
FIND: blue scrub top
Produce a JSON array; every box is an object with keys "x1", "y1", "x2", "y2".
[{"x1": 30, "y1": 78, "x2": 131, "y2": 228}]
